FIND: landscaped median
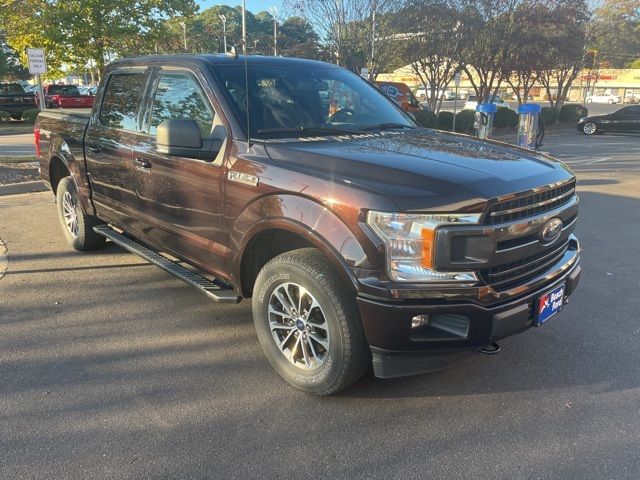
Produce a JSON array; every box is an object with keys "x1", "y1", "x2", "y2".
[{"x1": 0, "y1": 155, "x2": 46, "y2": 195}]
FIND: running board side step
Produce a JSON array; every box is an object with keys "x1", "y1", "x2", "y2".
[{"x1": 93, "y1": 225, "x2": 241, "y2": 304}]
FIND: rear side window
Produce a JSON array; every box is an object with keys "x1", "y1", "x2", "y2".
[
  {"x1": 148, "y1": 73, "x2": 214, "y2": 138},
  {"x1": 100, "y1": 72, "x2": 146, "y2": 131}
]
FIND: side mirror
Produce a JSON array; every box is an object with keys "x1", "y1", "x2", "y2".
[{"x1": 157, "y1": 119, "x2": 203, "y2": 158}]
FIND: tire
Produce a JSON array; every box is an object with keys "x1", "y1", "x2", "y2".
[
  {"x1": 252, "y1": 248, "x2": 369, "y2": 395},
  {"x1": 582, "y1": 122, "x2": 597, "y2": 135},
  {"x1": 56, "y1": 176, "x2": 106, "y2": 251},
  {"x1": 586, "y1": 99, "x2": 592, "y2": 104},
  {"x1": 608, "y1": 99, "x2": 614, "y2": 104}
]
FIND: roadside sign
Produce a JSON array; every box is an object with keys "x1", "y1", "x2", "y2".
[
  {"x1": 454, "y1": 72, "x2": 461, "y2": 87},
  {"x1": 26, "y1": 48, "x2": 47, "y2": 74},
  {"x1": 360, "y1": 67, "x2": 369, "y2": 81}
]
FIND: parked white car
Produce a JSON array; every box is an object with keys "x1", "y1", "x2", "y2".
[
  {"x1": 585, "y1": 93, "x2": 620, "y2": 104},
  {"x1": 463, "y1": 95, "x2": 511, "y2": 111},
  {"x1": 415, "y1": 87, "x2": 456, "y2": 101}
]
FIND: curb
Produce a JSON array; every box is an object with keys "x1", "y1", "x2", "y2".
[{"x1": 0, "y1": 181, "x2": 47, "y2": 196}]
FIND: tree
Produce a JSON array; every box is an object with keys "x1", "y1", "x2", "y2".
[
  {"x1": 398, "y1": 0, "x2": 464, "y2": 113},
  {"x1": 457, "y1": 0, "x2": 524, "y2": 103},
  {"x1": 279, "y1": 17, "x2": 326, "y2": 60},
  {"x1": 0, "y1": 33, "x2": 30, "y2": 81},
  {"x1": 287, "y1": 0, "x2": 403, "y2": 79},
  {"x1": 1, "y1": 0, "x2": 197, "y2": 80},
  {"x1": 536, "y1": 0, "x2": 591, "y2": 120},
  {"x1": 588, "y1": 0, "x2": 640, "y2": 68}
]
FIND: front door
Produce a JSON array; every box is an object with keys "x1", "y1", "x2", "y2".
[
  {"x1": 131, "y1": 68, "x2": 229, "y2": 275},
  {"x1": 85, "y1": 69, "x2": 149, "y2": 229}
]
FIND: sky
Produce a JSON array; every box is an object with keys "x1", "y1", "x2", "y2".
[{"x1": 196, "y1": 1, "x2": 287, "y2": 14}]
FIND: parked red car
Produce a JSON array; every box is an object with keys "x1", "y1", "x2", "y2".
[{"x1": 43, "y1": 84, "x2": 94, "y2": 109}]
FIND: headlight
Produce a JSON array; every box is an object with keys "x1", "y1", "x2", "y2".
[{"x1": 366, "y1": 211, "x2": 480, "y2": 282}]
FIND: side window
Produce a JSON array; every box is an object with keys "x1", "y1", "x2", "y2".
[
  {"x1": 99, "y1": 72, "x2": 146, "y2": 131},
  {"x1": 149, "y1": 73, "x2": 214, "y2": 138}
]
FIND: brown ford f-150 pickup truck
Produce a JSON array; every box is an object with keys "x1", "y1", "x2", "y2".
[{"x1": 35, "y1": 54, "x2": 581, "y2": 395}]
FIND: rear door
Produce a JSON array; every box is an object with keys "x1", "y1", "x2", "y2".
[
  {"x1": 130, "y1": 66, "x2": 229, "y2": 274},
  {"x1": 85, "y1": 68, "x2": 151, "y2": 229}
]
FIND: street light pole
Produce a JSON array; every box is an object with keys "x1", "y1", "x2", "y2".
[
  {"x1": 179, "y1": 21, "x2": 187, "y2": 52},
  {"x1": 218, "y1": 14, "x2": 227, "y2": 53},
  {"x1": 269, "y1": 6, "x2": 278, "y2": 56}
]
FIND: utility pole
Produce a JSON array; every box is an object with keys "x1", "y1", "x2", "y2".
[
  {"x1": 241, "y1": 0, "x2": 247, "y2": 55},
  {"x1": 179, "y1": 21, "x2": 187, "y2": 52},
  {"x1": 370, "y1": 1, "x2": 376, "y2": 77},
  {"x1": 269, "y1": 6, "x2": 278, "y2": 56},
  {"x1": 219, "y1": 14, "x2": 227, "y2": 53}
]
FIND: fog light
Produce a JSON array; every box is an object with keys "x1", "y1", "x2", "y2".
[{"x1": 411, "y1": 314, "x2": 429, "y2": 330}]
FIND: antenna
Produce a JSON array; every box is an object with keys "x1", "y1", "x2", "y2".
[{"x1": 241, "y1": 0, "x2": 251, "y2": 147}]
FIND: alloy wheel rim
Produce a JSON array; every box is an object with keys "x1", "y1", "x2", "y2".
[
  {"x1": 62, "y1": 191, "x2": 79, "y2": 237},
  {"x1": 268, "y1": 282, "x2": 330, "y2": 370},
  {"x1": 584, "y1": 123, "x2": 596, "y2": 135}
]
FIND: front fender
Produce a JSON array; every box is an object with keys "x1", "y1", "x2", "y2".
[{"x1": 231, "y1": 194, "x2": 376, "y2": 292}]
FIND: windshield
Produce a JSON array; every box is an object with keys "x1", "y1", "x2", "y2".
[
  {"x1": 48, "y1": 85, "x2": 81, "y2": 96},
  {"x1": 212, "y1": 63, "x2": 414, "y2": 138},
  {"x1": 0, "y1": 84, "x2": 25, "y2": 95}
]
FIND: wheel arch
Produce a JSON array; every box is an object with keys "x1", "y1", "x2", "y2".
[{"x1": 233, "y1": 195, "x2": 374, "y2": 298}]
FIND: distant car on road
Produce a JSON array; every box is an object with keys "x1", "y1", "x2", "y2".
[
  {"x1": 585, "y1": 93, "x2": 620, "y2": 104},
  {"x1": 463, "y1": 95, "x2": 511, "y2": 111},
  {"x1": 415, "y1": 87, "x2": 456, "y2": 101},
  {"x1": 43, "y1": 84, "x2": 95, "y2": 109},
  {"x1": 577, "y1": 105, "x2": 640, "y2": 135}
]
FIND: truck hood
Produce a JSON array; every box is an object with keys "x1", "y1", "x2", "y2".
[{"x1": 264, "y1": 129, "x2": 574, "y2": 211}]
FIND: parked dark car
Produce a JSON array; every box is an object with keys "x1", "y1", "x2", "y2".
[
  {"x1": 34, "y1": 54, "x2": 581, "y2": 395},
  {"x1": 577, "y1": 105, "x2": 640, "y2": 135},
  {"x1": 0, "y1": 83, "x2": 38, "y2": 119},
  {"x1": 43, "y1": 84, "x2": 95, "y2": 109}
]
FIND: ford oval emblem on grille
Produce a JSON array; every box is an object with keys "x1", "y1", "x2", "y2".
[{"x1": 540, "y1": 217, "x2": 563, "y2": 244}]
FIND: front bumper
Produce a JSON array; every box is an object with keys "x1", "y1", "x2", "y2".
[{"x1": 357, "y1": 255, "x2": 581, "y2": 379}]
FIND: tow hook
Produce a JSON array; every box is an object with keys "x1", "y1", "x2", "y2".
[{"x1": 478, "y1": 342, "x2": 500, "y2": 355}]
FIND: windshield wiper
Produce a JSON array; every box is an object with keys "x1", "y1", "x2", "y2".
[
  {"x1": 256, "y1": 126, "x2": 358, "y2": 136},
  {"x1": 361, "y1": 123, "x2": 415, "y2": 131}
]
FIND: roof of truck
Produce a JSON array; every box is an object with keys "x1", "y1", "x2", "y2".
[{"x1": 109, "y1": 54, "x2": 337, "y2": 70}]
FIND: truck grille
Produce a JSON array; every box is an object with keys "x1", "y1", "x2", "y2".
[
  {"x1": 480, "y1": 241, "x2": 570, "y2": 290},
  {"x1": 485, "y1": 180, "x2": 576, "y2": 225}
]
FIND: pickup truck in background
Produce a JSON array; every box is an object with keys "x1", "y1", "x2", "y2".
[
  {"x1": 34, "y1": 54, "x2": 581, "y2": 395},
  {"x1": 0, "y1": 82, "x2": 38, "y2": 119},
  {"x1": 42, "y1": 84, "x2": 95, "y2": 109}
]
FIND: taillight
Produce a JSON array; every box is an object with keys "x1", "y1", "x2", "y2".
[
  {"x1": 53, "y1": 95, "x2": 60, "y2": 104},
  {"x1": 34, "y1": 127, "x2": 40, "y2": 158}
]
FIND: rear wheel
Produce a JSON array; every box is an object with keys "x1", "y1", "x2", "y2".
[
  {"x1": 582, "y1": 122, "x2": 597, "y2": 135},
  {"x1": 56, "y1": 176, "x2": 106, "y2": 251},
  {"x1": 252, "y1": 248, "x2": 369, "y2": 395},
  {"x1": 608, "y1": 99, "x2": 614, "y2": 104}
]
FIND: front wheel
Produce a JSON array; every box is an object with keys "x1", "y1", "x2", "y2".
[
  {"x1": 582, "y1": 122, "x2": 597, "y2": 135},
  {"x1": 608, "y1": 99, "x2": 614, "y2": 104},
  {"x1": 56, "y1": 176, "x2": 106, "y2": 251},
  {"x1": 252, "y1": 248, "x2": 369, "y2": 395}
]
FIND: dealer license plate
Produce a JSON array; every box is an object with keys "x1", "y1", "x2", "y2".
[{"x1": 535, "y1": 283, "x2": 565, "y2": 326}]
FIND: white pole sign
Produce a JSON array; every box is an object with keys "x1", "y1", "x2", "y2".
[{"x1": 26, "y1": 48, "x2": 47, "y2": 74}]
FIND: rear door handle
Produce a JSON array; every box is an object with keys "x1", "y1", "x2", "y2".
[{"x1": 134, "y1": 158, "x2": 152, "y2": 172}]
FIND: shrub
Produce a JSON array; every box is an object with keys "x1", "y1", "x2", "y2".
[
  {"x1": 453, "y1": 109, "x2": 476, "y2": 133},
  {"x1": 540, "y1": 107, "x2": 557, "y2": 126},
  {"x1": 0, "y1": 110, "x2": 11, "y2": 123},
  {"x1": 494, "y1": 106, "x2": 518, "y2": 129},
  {"x1": 437, "y1": 111, "x2": 454, "y2": 130},
  {"x1": 413, "y1": 109, "x2": 438, "y2": 128},
  {"x1": 559, "y1": 103, "x2": 588, "y2": 123},
  {"x1": 21, "y1": 108, "x2": 41, "y2": 124}
]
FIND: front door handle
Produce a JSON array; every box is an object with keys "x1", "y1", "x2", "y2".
[
  {"x1": 87, "y1": 146, "x2": 102, "y2": 154},
  {"x1": 134, "y1": 158, "x2": 152, "y2": 172}
]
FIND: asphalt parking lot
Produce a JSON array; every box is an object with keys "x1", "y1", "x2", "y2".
[{"x1": 1, "y1": 131, "x2": 639, "y2": 479}]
